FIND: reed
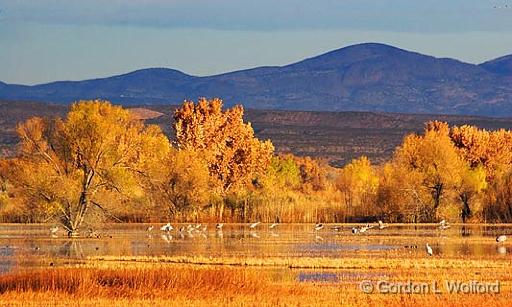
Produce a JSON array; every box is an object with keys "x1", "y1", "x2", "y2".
[
  {"x1": 0, "y1": 262, "x2": 510, "y2": 306},
  {"x1": 0, "y1": 266, "x2": 270, "y2": 298}
]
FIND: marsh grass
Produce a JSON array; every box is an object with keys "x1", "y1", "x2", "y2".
[
  {"x1": 0, "y1": 261, "x2": 510, "y2": 306},
  {"x1": 0, "y1": 266, "x2": 274, "y2": 298},
  {"x1": 87, "y1": 254, "x2": 512, "y2": 270}
]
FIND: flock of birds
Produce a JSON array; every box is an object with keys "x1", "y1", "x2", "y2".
[
  {"x1": 48, "y1": 219, "x2": 508, "y2": 256},
  {"x1": 146, "y1": 219, "x2": 508, "y2": 256}
]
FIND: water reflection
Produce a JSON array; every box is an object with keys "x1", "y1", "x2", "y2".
[
  {"x1": 59, "y1": 241, "x2": 85, "y2": 258},
  {"x1": 0, "y1": 245, "x2": 15, "y2": 274},
  {"x1": 0, "y1": 223, "x2": 510, "y2": 274},
  {"x1": 497, "y1": 245, "x2": 507, "y2": 255}
]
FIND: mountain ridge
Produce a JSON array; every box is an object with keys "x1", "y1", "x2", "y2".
[
  {"x1": 1, "y1": 42, "x2": 512, "y2": 116},
  {"x1": 480, "y1": 54, "x2": 512, "y2": 76}
]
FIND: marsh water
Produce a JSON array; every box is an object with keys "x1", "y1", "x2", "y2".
[{"x1": 0, "y1": 223, "x2": 510, "y2": 275}]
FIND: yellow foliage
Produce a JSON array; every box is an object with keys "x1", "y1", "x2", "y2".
[{"x1": 8, "y1": 100, "x2": 170, "y2": 235}]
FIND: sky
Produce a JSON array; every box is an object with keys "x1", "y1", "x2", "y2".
[{"x1": 1, "y1": 0, "x2": 511, "y2": 85}]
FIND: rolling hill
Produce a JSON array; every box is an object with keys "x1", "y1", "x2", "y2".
[
  {"x1": 1, "y1": 43, "x2": 512, "y2": 116},
  {"x1": 3, "y1": 100, "x2": 512, "y2": 165}
]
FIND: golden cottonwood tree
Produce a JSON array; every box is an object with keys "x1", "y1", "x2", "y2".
[
  {"x1": 153, "y1": 149, "x2": 210, "y2": 219},
  {"x1": 174, "y1": 98, "x2": 274, "y2": 219},
  {"x1": 448, "y1": 125, "x2": 512, "y2": 221},
  {"x1": 450, "y1": 125, "x2": 512, "y2": 176},
  {"x1": 456, "y1": 166, "x2": 487, "y2": 222},
  {"x1": 9, "y1": 100, "x2": 170, "y2": 236},
  {"x1": 337, "y1": 156, "x2": 378, "y2": 216},
  {"x1": 0, "y1": 159, "x2": 8, "y2": 193},
  {"x1": 376, "y1": 162, "x2": 424, "y2": 222},
  {"x1": 393, "y1": 121, "x2": 466, "y2": 221},
  {"x1": 264, "y1": 155, "x2": 301, "y2": 190},
  {"x1": 293, "y1": 156, "x2": 327, "y2": 192},
  {"x1": 485, "y1": 170, "x2": 512, "y2": 222}
]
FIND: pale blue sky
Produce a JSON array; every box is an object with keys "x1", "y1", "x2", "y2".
[{"x1": 1, "y1": 0, "x2": 511, "y2": 84}]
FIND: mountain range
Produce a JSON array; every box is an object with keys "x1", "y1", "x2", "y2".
[{"x1": 1, "y1": 43, "x2": 512, "y2": 116}]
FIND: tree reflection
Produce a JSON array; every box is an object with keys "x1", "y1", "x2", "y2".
[{"x1": 58, "y1": 240, "x2": 84, "y2": 258}]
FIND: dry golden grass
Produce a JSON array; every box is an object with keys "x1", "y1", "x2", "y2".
[
  {"x1": 0, "y1": 255, "x2": 510, "y2": 306},
  {"x1": 87, "y1": 254, "x2": 512, "y2": 270}
]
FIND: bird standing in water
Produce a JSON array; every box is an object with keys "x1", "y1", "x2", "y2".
[
  {"x1": 426, "y1": 243, "x2": 433, "y2": 256},
  {"x1": 249, "y1": 222, "x2": 261, "y2": 229},
  {"x1": 496, "y1": 235, "x2": 507, "y2": 243}
]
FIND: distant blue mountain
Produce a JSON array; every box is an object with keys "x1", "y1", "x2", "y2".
[
  {"x1": 1, "y1": 43, "x2": 512, "y2": 116},
  {"x1": 480, "y1": 55, "x2": 512, "y2": 76}
]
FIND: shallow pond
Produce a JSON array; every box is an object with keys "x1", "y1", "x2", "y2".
[{"x1": 0, "y1": 223, "x2": 510, "y2": 274}]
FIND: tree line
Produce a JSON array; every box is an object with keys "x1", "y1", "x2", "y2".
[{"x1": 0, "y1": 99, "x2": 511, "y2": 236}]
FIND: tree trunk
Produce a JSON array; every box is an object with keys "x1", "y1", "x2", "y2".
[
  {"x1": 460, "y1": 192, "x2": 471, "y2": 223},
  {"x1": 68, "y1": 230, "x2": 80, "y2": 237},
  {"x1": 219, "y1": 202, "x2": 224, "y2": 221},
  {"x1": 66, "y1": 169, "x2": 93, "y2": 238},
  {"x1": 431, "y1": 183, "x2": 443, "y2": 221}
]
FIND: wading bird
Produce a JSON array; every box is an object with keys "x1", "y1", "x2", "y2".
[
  {"x1": 147, "y1": 225, "x2": 154, "y2": 232},
  {"x1": 332, "y1": 225, "x2": 343, "y2": 232},
  {"x1": 351, "y1": 227, "x2": 359, "y2": 234},
  {"x1": 269, "y1": 223, "x2": 279, "y2": 229},
  {"x1": 359, "y1": 224, "x2": 373, "y2": 233},
  {"x1": 496, "y1": 235, "x2": 507, "y2": 243},
  {"x1": 160, "y1": 223, "x2": 173, "y2": 232},
  {"x1": 50, "y1": 226, "x2": 59, "y2": 235},
  {"x1": 314, "y1": 223, "x2": 324, "y2": 231},
  {"x1": 216, "y1": 223, "x2": 224, "y2": 230},
  {"x1": 426, "y1": 243, "x2": 433, "y2": 256},
  {"x1": 438, "y1": 220, "x2": 450, "y2": 230},
  {"x1": 249, "y1": 222, "x2": 261, "y2": 229},
  {"x1": 378, "y1": 220, "x2": 387, "y2": 230}
]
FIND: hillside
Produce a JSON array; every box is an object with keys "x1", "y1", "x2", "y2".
[
  {"x1": 1, "y1": 43, "x2": 512, "y2": 117},
  {"x1": 3, "y1": 100, "x2": 512, "y2": 165},
  {"x1": 480, "y1": 55, "x2": 512, "y2": 76}
]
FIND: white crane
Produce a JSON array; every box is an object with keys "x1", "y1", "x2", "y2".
[
  {"x1": 378, "y1": 220, "x2": 387, "y2": 230},
  {"x1": 146, "y1": 225, "x2": 154, "y2": 232},
  {"x1": 438, "y1": 220, "x2": 450, "y2": 230},
  {"x1": 332, "y1": 225, "x2": 343, "y2": 232},
  {"x1": 426, "y1": 243, "x2": 433, "y2": 256},
  {"x1": 249, "y1": 222, "x2": 261, "y2": 229},
  {"x1": 359, "y1": 224, "x2": 373, "y2": 233},
  {"x1": 314, "y1": 223, "x2": 324, "y2": 231},
  {"x1": 496, "y1": 235, "x2": 507, "y2": 243},
  {"x1": 216, "y1": 223, "x2": 224, "y2": 230},
  {"x1": 269, "y1": 223, "x2": 279, "y2": 229},
  {"x1": 50, "y1": 226, "x2": 59, "y2": 235},
  {"x1": 160, "y1": 223, "x2": 173, "y2": 232}
]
